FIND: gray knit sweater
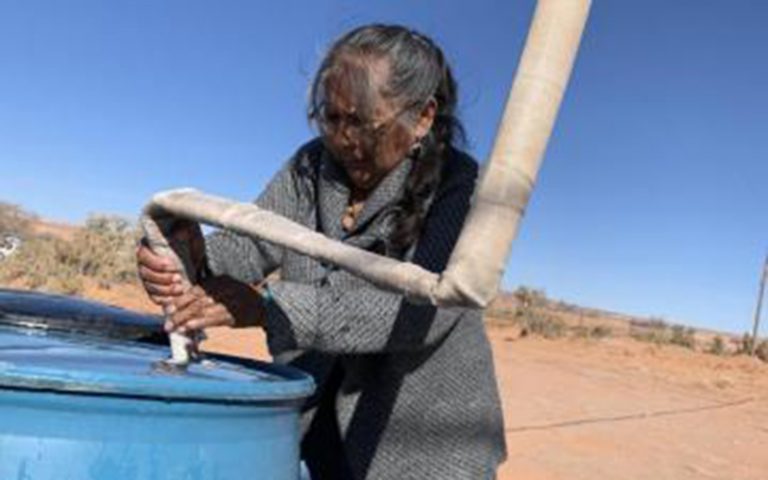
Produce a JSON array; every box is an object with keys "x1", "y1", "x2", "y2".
[{"x1": 205, "y1": 139, "x2": 506, "y2": 479}]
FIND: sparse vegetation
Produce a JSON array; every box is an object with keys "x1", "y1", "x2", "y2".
[
  {"x1": 511, "y1": 286, "x2": 567, "y2": 339},
  {"x1": 76, "y1": 215, "x2": 138, "y2": 287},
  {"x1": 629, "y1": 318, "x2": 697, "y2": 350},
  {"x1": 519, "y1": 312, "x2": 567, "y2": 339},
  {"x1": 0, "y1": 213, "x2": 139, "y2": 295},
  {"x1": 733, "y1": 333, "x2": 768, "y2": 363},
  {"x1": 756, "y1": 341, "x2": 768, "y2": 363},
  {"x1": 706, "y1": 335, "x2": 726, "y2": 355},
  {"x1": 573, "y1": 324, "x2": 613, "y2": 340},
  {"x1": 669, "y1": 325, "x2": 697, "y2": 349},
  {"x1": 0, "y1": 202, "x2": 36, "y2": 238},
  {"x1": 737, "y1": 333, "x2": 755, "y2": 355}
]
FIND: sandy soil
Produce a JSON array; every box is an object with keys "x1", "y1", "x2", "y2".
[
  {"x1": 17, "y1": 283, "x2": 768, "y2": 479},
  {"x1": 492, "y1": 331, "x2": 767, "y2": 480}
]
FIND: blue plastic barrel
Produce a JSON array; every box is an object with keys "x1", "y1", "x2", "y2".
[{"x1": 0, "y1": 306, "x2": 314, "y2": 480}]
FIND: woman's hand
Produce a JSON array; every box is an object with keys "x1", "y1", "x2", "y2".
[
  {"x1": 165, "y1": 276, "x2": 267, "y2": 333},
  {"x1": 136, "y1": 220, "x2": 205, "y2": 306}
]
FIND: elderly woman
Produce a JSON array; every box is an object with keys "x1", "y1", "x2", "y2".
[{"x1": 137, "y1": 24, "x2": 506, "y2": 479}]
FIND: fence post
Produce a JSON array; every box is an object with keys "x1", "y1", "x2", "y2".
[{"x1": 750, "y1": 252, "x2": 768, "y2": 356}]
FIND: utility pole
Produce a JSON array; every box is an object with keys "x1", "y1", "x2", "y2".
[{"x1": 750, "y1": 252, "x2": 768, "y2": 356}]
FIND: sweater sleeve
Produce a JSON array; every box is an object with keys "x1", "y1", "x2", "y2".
[
  {"x1": 263, "y1": 158, "x2": 479, "y2": 355},
  {"x1": 204, "y1": 143, "x2": 315, "y2": 284},
  {"x1": 263, "y1": 281, "x2": 468, "y2": 354}
]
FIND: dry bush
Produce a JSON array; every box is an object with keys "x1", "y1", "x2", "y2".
[
  {"x1": 573, "y1": 324, "x2": 613, "y2": 340},
  {"x1": 630, "y1": 319, "x2": 669, "y2": 345},
  {"x1": 0, "y1": 214, "x2": 139, "y2": 295},
  {"x1": 0, "y1": 202, "x2": 36, "y2": 237},
  {"x1": 630, "y1": 320, "x2": 696, "y2": 350},
  {"x1": 756, "y1": 341, "x2": 768, "y2": 363},
  {"x1": 510, "y1": 286, "x2": 566, "y2": 338},
  {"x1": 669, "y1": 325, "x2": 697, "y2": 349},
  {"x1": 737, "y1": 334, "x2": 768, "y2": 363},
  {"x1": 518, "y1": 311, "x2": 566, "y2": 339},
  {"x1": 737, "y1": 333, "x2": 754, "y2": 355},
  {"x1": 73, "y1": 215, "x2": 139, "y2": 287},
  {"x1": 513, "y1": 286, "x2": 548, "y2": 310},
  {"x1": 706, "y1": 336, "x2": 726, "y2": 356},
  {"x1": 0, "y1": 236, "x2": 82, "y2": 294}
]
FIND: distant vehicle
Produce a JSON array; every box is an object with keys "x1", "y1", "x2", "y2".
[{"x1": 0, "y1": 235, "x2": 21, "y2": 261}]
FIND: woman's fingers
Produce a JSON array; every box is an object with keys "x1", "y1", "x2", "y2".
[
  {"x1": 136, "y1": 244, "x2": 186, "y2": 305},
  {"x1": 136, "y1": 244, "x2": 179, "y2": 273},
  {"x1": 144, "y1": 280, "x2": 185, "y2": 298},
  {"x1": 167, "y1": 287, "x2": 213, "y2": 332},
  {"x1": 183, "y1": 303, "x2": 235, "y2": 331},
  {"x1": 166, "y1": 285, "x2": 237, "y2": 333},
  {"x1": 169, "y1": 287, "x2": 207, "y2": 318},
  {"x1": 138, "y1": 264, "x2": 179, "y2": 286}
]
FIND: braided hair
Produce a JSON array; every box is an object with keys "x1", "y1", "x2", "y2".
[{"x1": 309, "y1": 24, "x2": 465, "y2": 255}]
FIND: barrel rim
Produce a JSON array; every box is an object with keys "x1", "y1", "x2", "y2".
[{"x1": 0, "y1": 325, "x2": 315, "y2": 403}]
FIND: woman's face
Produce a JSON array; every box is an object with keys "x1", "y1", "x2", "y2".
[{"x1": 318, "y1": 57, "x2": 434, "y2": 192}]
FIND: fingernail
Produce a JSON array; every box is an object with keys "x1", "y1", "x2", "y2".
[
  {"x1": 164, "y1": 321, "x2": 174, "y2": 332},
  {"x1": 172, "y1": 274, "x2": 182, "y2": 283}
]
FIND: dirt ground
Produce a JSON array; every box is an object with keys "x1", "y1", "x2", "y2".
[
  {"x1": 74, "y1": 287, "x2": 768, "y2": 479},
  {"x1": 197, "y1": 323, "x2": 768, "y2": 480},
  {"x1": 491, "y1": 331, "x2": 768, "y2": 480}
]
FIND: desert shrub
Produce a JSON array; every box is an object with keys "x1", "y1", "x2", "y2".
[
  {"x1": 706, "y1": 336, "x2": 726, "y2": 356},
  {"x1": 0, "y1": 236, "x2": 83, "y2": 294},
  {"x1": 517, "y1": 310, "x2": 566, "y2": 339},
  {"x1": 630, "y1": 318, "x2": 669, "y2": 345},
  {"x1": 72, "y1": 215, "x2": 138, "y2": 287},
  {"x1": 737, "y1": 333, "x2": 754, "y2": 355},
  {"x1": 511, "y1": 286, "x2": 565, "y2": 338},
  {"x1": 669, "y1": 325, "x2": 697, "y2": 350},
  {"x1": 756, "y1": 341, "x2": 768, "y2": 363},
  {"x1": 734, "y1": 334, "x2": 768, "y2": 362},
  {"x1": 629, "y1": 319, "x2": 697, "y2": 350},
  {"x1": 573, "y1": 324, "x2": 613, "y2": 340},
  {"x1": 513, "y1": 286, "x2": 548, "y2": 309},
  {"x1": 0, "y1": 213, "x2": 138, "y2": 294},
  {"x1": 630, "y1": 328, "x2": 668, "y2": 345},
  {"x1": 0, "y1": 202, "x2": 36, "y2": 237},
  {"x1": 589, "y1": 325, "x2": 613, "y2": 339}
]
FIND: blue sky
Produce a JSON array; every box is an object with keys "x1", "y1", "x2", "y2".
[{"x1": 1, "y1": 1, "x2": 766, "y2": 333}]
